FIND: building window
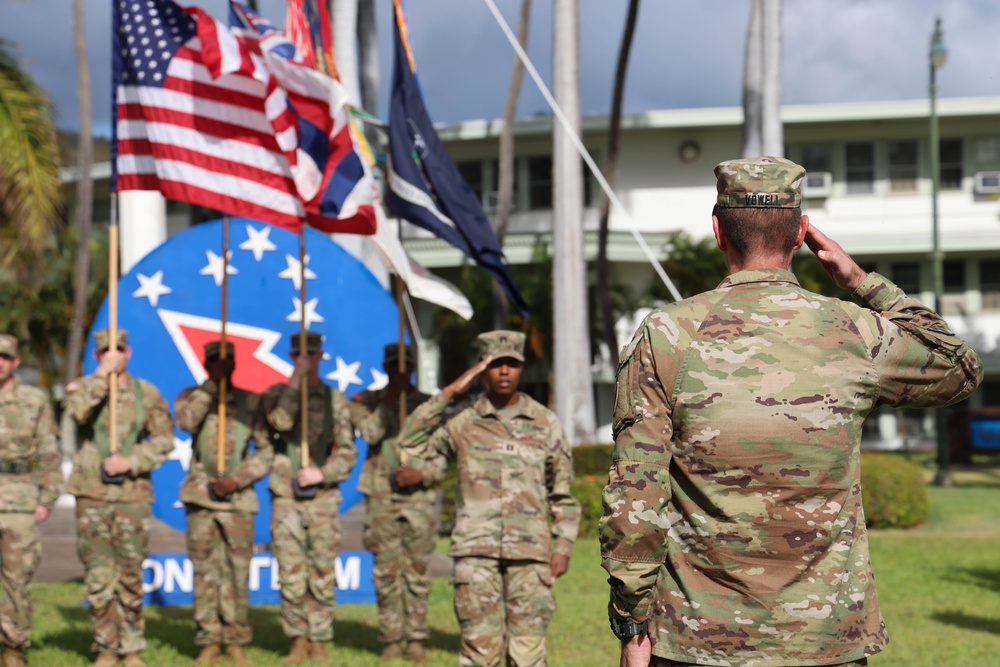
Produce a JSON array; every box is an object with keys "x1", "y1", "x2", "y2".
[
  {"x1": 981, "y1": 259, "x2": 1000, "y2": 311},
  {"x1": 456, "y1": 160, "x2": 484, "y2": 207},
  {"x1": 528, "y1": 156, "x2": 552, "y2": 209},
  {"x1": 801, "y1": 144, "x2": 832, "y2": 173},
  {"x1": 982, "y1": 381, "x2": 1000, "y2": 407},
  {"x1": 891, "y1": 262, "x2": 920, "y2": 294},
  {"x1": 887, "y1": 139, "x2": 918, "y2": 193},
  {"x1": 941, "y1": 259, "x2": 966, "y2": 315},
  {"x1": 940, "y1": 138, "x2": 963, "y2": 190},
  {"x1": 845, "y1": 142, "x2": 875, "y2": 194}
]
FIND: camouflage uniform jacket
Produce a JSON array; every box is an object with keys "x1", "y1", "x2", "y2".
[
  {"x1": 65, "y1": 373, "x2": 175, "y2": 502},
  {"x1": 175, "y1": 380, "x2": 274, "y2": 512},
  {"x1": 399, "y1": 391, "x2": 580, "y2": 563},
  {"x1": 262, "y1": 381, "x2": 356, "y2": 500},
  {"x1": 0, "y1": 381, "x2": 63, "y2": 512},
  {"x1": 350, "y1": 386, "x2": 444, "y2": 506},
  {"x1": 601, "y1": 270, "x2": 984, "y2": 666}
]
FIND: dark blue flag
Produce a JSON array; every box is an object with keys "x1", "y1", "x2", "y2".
[{"x1": 385, "y1": 4, "x2": 529, "y2": 317}]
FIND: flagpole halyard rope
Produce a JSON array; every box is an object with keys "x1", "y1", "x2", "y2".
[{"x1": 480, "y1": 0, "x2": 682, "y2": 302}]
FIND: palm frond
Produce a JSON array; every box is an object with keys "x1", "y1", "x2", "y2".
[{"x1": 0, "y1": 41, "x2": 61, "y2": 275}]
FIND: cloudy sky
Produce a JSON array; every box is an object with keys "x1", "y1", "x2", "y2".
[{"x1": 2, "y1": 0, "x2": 997, "y2": 136}]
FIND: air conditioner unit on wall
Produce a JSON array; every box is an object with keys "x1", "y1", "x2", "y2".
[
  {"x1": 801, "y1": 171, "x2": 832, "y2": 198},
  {"x1": 974, "y1": 171, "x2": 1000, "y2": 194}
]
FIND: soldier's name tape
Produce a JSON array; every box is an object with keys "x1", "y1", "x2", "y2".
[{"x1": 137, "y1": 551, "x2": 375, "y2": 606}]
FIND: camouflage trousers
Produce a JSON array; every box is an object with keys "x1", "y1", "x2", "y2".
[
  {"x1": 453, "y1": 557, "x2": 555, "y2": 667},
  {"x1": 0, "y1": 512, "x2": 40, "y2": 649},
  {"x1": 271, "y1": 497, "x2": 341, "y2": 642},
  {"x1": 651, "y1": 658, "x2": 868, "y2": 667},
  {"x1": 186, "y1": 507, "x2": 254, "y2": 647},
  {"x1": 76, "y1": 499, "x2": 151, "y2": 656},
  {"x1": 362, "y1": 495, "x2": 436, "y2": 644}
]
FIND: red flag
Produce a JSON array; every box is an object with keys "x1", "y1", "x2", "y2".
[{"x1": 285, "y1": 0, "x2": 337, "y2": 78}]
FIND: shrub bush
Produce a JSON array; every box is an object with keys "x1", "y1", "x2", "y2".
[
  {"x1": 573, "y1": 443, "x2": 614, "y2": 477},
  {"x1": 572, "y1": 474, "x2": 607, "y2": 538},
  {"x1": 860, "y1": 452, "x2": 930, "y2": 529}
]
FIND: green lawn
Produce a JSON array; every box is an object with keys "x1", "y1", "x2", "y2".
[{"x1": 25, "y1": 468, "x2": 1000, "y2": 666}]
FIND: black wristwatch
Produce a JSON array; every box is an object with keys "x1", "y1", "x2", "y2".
[{"x1": 610, "y1": 617, "x2": 648, "y2": 640}]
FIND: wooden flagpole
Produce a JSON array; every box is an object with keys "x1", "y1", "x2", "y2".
[
  {"x1": 216, "y1": 217, "x2": 230, "y2": 479},
  {"x1": 299, "y1": 229, "x2": 309, "y2": 471},
  {"x1": 108, "y1": 194, "x2": 120, "y2": 456}
]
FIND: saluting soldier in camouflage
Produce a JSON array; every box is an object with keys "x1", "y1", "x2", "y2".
[
  {"x1": 175, "y1": 341, "x2": 274, "y2": 666},
  {"x1": 601, "y1": 157, "x2": 985, "y2": 667},
  {"x1": 398, "y1": 330, "x2": 581, "y2": 667},
  {"x1": 349, "y1": 343, "x2": 442, "y2": 662},
  {"x1": 261, "y1": 332, "x2": 357, "y2": 665},
  {"x1": 65, "y1": 329, "x2": 174, "y2": 667},
  {"x1": 0, "y1": 335, "x2": 62, "y2": 667}
]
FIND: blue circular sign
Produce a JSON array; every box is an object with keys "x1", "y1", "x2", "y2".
[{"x1": 85, "y1": 219, "x2": 399, "y2": 543}]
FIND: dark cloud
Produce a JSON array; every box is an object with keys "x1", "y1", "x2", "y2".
[{"x1": 0, "y1": 0, "x2": 993, "y2": 136}]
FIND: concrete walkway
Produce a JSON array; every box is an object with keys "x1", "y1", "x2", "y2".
[{"x1": 37, "y1": 499, "x2": 453, "y2": 583}]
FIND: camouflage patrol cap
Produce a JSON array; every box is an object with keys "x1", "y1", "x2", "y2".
[
  {"x1": 289, "y1": 331, "x2": 323, "y2": 355},
  {"x1": 383, "y1": 343, "x2": 416, "y2": 367},
  {"x1": 0, "y1": 335, "x2": 17, "y2": 358},
  {"x1": 93, "y1": 329, "x2": 129, "y2": 352},
  {"x1": 715, "y1": 156, "x2": 805, "y2": 208},
  {"x1": 204, "y1": 340, "x2": 235, "y2": 361},
  {"x1": 477, "y1": 330, "x2": 526, "y2": 363}
]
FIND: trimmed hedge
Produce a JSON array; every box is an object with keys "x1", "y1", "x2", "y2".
[
  {"x1": 572, "y1": 444, "x2": 614, "y2": 538},
  {"x1": 860, "y1": 452, "x2": 930, "y2": 529}
]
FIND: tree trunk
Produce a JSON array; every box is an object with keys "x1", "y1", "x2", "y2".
[
  {"x1": 492, "y1": 0, "x2": 532, "y2": 329},
  {"x1": 596, "y1": 0, "x2": 640, "y2": 369},
  {"x1": 63, "y1": 0, "x2": 94, "y2": 458},
  {"x1": 64, "y1": 0, "x2": 93, "y2": 388},
  {"x1": 741, "y1": 0, "x2": 763, "y2": 157},
  {"x1": 761, "y1": 0, "x2": 784, "y2": 156},
  {"x1": 357, "y1": 0, "x2": 378, "y2": 114},
  {"x1": 552, "y1": 0, "x2": 596, "y2": 444},
  {"x1": 330, "y1": 0, "x2": 362, "y2": 106}
]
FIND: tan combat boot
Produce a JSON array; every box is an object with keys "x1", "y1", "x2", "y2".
[
  {"x1": 121, "y1": 653, "x2": 147, "y2": 667},
  {"x1": 89, "y1": 653, "x2": 119, "y2": 667},
  {"x1": 2, "y1": 647, "x2": 25, "y2": 667},
  {"x1": 280, "y1": 637, "x2": 310, "y2": 666},
  {"x1": 193, "y1": 645, "x2": 221, "y2": 665},
  {"x1": 309, "y1": 641, "x2": 331, "y2": 663},
  {"x1": 380, "y1": 642, "x2": 403, "y2": 661},
  {"x1": 225, "y1": 645, "x2": 250, "y2": 667},
  {"x1": 404, "y1": 641, "x2": 427, "y2": 663}
]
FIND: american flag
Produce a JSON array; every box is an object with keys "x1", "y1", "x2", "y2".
[{"x1": 113, "y1": 0, "x2": 375, "y2": 235}]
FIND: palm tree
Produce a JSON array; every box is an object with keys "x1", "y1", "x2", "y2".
[
  {"x1": 0, "y1": 40, "x2": 61, "y2": 280},
  {"x1": 596, "y1": 0, "x2": 640, "y2": 368},
  {"x1": 552, "y1": 0, "x2": 596, "y2": 444},
  {"x1": 493, "y1": 0, "x2": 532, "y2": 328},
  {"x1": 64, "y1": 0, "x2": 94, "y2": 388}
]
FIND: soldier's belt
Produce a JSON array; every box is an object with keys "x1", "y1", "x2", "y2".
[{"x1": 0, "y1": 460, "x2": 33, "y2": 474}]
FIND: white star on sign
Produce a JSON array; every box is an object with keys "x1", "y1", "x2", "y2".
[
  {"x1": 367, "y1": 368, "x2": 388, "y2": 391},
  {"x1": 326, "y1": 357, "x2": 363, "y2": 392},
  {"x1": 169, "y1": 436, "x2": 193, "y2": 472},
  {"x1": 199, "y1": 250, "x2": 238, "y2": 287},
  {"x1": 239, "y1": 224, "x2": 277, "y2": 262},
  {"x1": 286, "y1": 297, "x2": 324, "y2": 328},
  {"x1": 132, "y1": 270, "x2": 172, "y2": 307},
  {"x1": 278, "y1": 253, "x2": 317, "y2": 291}
]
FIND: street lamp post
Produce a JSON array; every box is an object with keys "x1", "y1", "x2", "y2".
[{"x1": 929, "y1": 17, "x2": 952, "y2": 487}]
